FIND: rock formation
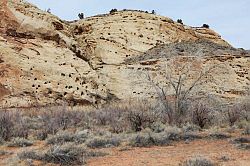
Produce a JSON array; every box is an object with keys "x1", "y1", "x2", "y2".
[{"x1": 0, "y1": 0, "x2": 249, "y2": 108}]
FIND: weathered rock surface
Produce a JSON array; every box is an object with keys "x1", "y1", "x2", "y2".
[{"x1": 0, "y1": 0, "x2": 249, "y2": 108}]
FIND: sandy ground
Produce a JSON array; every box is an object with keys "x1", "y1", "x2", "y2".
[
  {"x1": 88, "y1": 139, "x2": 250, "y2": 166},
  {"x1": 0, "y1": 141, "x2": 47, "y2": 166},
  {"x1": 0, "y1": 134, "x2": 249, "y2": 166}
]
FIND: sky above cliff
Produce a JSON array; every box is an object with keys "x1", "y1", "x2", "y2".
[{"x1": 27, "y1": 0, "x2": 249, "y2": 49}]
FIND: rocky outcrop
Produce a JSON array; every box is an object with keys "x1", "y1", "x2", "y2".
[
  {"x1": 0, "y1": 0, "x2": 248, "y2": 108},
  {"x1": 124, "y1": 40, "x2": 250, "y2": 102}
]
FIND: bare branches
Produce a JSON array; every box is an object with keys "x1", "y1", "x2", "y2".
[{"x1": 136, "y1": 57, "x2": 220, "y2": 125}]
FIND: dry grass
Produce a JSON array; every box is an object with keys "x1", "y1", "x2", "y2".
[
  {"x1": 180, "y1": 156, "x2": 215, "y2": 166},
  {"x1": 0, "y1": 100, "x2": 249, "y2": 165},
  {"x1": 19, "y1": 143, "x2": 107, "y2": 165}
]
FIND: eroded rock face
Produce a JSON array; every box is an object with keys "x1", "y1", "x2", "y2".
[
  {"x1": 0, "y1": 0, "x2": 19, "y2": 33},
  {"x1": 0, "y1": 0, "x2": 248, "y2": 108},
  {"x1": 123, "y1": 40, "x2": 250, "y2": 102},
  {"x1": 72, "y1": 10, "x2": 230, "y2": 66},
  {"x1": 0, "y1": 0, "x2": 107, "y2": 108}
]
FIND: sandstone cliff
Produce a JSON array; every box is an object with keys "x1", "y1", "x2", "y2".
[{"x1": 0, "y1": 0, "x2": 249, "y2": 108}]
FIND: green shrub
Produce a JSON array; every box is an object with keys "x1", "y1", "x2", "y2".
[
  {"x1": 129, "y1": 132, "x2": 155, "y2": 147},
  {"x1": 182, "y1": 123, "x2": 201, "y2": 132},
  {"x1": 177, "y1": 19, "x2": 183, "y2": 24},
  {"x1": 150, "y1": 122, "x2": 166, "y2": 133},
  {"x1": 233, "y1": 137, "x2": 250, "y2": 144},
  {"x1": 46, "y1": 132, "x2": 75, "y2": 145},
  {"x1": 46, "y1": 130, "x2": 89, "y2": 145},
  {"x1": 19, "y1": 143, "x2": 106, "y2": 165},
  {"x1": 7, "y1": 138, "x2": 33, "y2": 147},
  {"x1": 202, "y1": 24, "x2": 210, "y2": 29},
  {"x1": 110, "y1": 9, "x2": 118, "y2": 14},
  {"x1": 86, "y1": 136, "x2": 121, "y2": 148},
  {"x1": 129, "y1": 131, "x2": 171, "y2": 147},
  {"x1": 232, "y1": 138, "x2": 250, "y2": 150},
  {"x1": 236, "y1": 143, "x2": 250, "y2": 150},
  {"x1": 18, "y1": 151, "x2": 41, "y2": 160},
  {"x1": 78, "y1": 13, "x2": 84, "y2": 19},
  {"x1": 43, "y1": 145, "x2": 85, "y2": 165},
  {"x1": 164, "y1": 126, "x2": 182, "y2": 141}
]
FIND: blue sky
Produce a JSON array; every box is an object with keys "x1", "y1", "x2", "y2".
[{"x1": 27, "y1": 0, "x2": 249, "y2": 49}]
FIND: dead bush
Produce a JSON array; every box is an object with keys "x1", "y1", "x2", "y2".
[
  {"x1": 241, "y1": 101, "x2": 250, "y2": 121},
  {"x1": 52, "y1": 108, "x2": 72, "y2": 130},
  {"x1": 129, "y1": 127, "x2": 182, "y2": 147},
  {"x1": 92, "y1": 102, "x2": 159, "y2": 133},
  {"x1": 35, "y1": 130, "x2": 48, "y2": 140},
  {"x1": 209, "y1": 133, "x2": 231, "y2": 139},
  {"x1": 126, "y1": 110, "x2": 154, "y2": 132},
  {"x1": 243, "y1": 124, "x2": 250, "y2": 135},
  {"x1": 19, "y1": 144, "x2": 86, "y2": 165},
  {"x1": 91, "y1": 105, "x2": 128, "y2": 133},
  {"x1": 226, "y1": 106, "x2": 241, "y2": 126},
  {"x1": 39, "y1": 111, "x2": 60, "y2": 135},
  {"x1": 232, "y1": 137, "x2": 250, "y2": 150},
  {"x1": 18, "y1": 151, "x2": 41, "y2": 161},
  {"x1": 93, "y1": 106, "x2": 123, "y2": 126},
  {"x1": 39, "y1": 107, "x2": 87, "y2": 135},
  {"x1": 43, "y1": 144, "x2": 86, "y2": 165},
  {"x1": 12, "y1": 114, "x2": 29, "y2": 139},
  {"x1": 0, "y1": 111, "x2": 14, "y2": 141},
  {"x1": 181, "y1": 156, "x2": 215, "y2": 166},
  {"x1": 0, "y1": 150, "x2": 12, "y2": 156},
  {"x1": 191, "y1": 103, "x2": 211, "y2": 128},
  {"x1": 126, "y1": 102, "x2": 159, "y2": 132},
  {"x1": 19, "y1": 144, "x2": 106, "y2": 165},
  {"x1": 109, "y1": 120, "x2": 127, "y2": 133}
]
